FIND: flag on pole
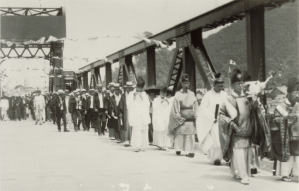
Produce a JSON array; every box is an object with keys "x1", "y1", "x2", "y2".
[{"x1": 229, "y1": 59, "x2": 236, "y2": 65}]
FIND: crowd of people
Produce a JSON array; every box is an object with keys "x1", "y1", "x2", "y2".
[{"x1": 0, "y1": 68, "x2": 298, "y2": 185}]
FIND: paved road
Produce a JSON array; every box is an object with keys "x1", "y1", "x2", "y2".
[{"x1": 0, "y1": 120, "x2": 298, "y2": 191}]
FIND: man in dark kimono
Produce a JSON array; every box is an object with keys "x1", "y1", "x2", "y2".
[
  {"x1": 270, "y1": 76, "x2": 299, "y2": 182},
  {"x1": 218, "y1": 69, "x2": 269, "y2": 185}
]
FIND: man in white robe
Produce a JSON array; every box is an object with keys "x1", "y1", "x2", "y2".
[
  {"x1": 127, "y1": 77, "x2": 150, "y2": 152},
  {"x1": 153, "y1": 87, "x2": 171, "y2": 150},
  {"x1": 196, "y1": 73, "x2": 228, "y2": 165}
]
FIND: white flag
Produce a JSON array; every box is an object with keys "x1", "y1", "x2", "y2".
[{"x1": 229, "y1": 59, "x2": 236, "y2": 65}]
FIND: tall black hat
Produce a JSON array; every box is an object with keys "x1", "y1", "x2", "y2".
[
  {"x1": 181, "y1": 74, "x2": 190, "y2": 83},
  {"x1": 231, "y1": 68, "x2": 242, "y2": 84},
  {"x1": 136, "y1": 76, "x2": 145, "y2": 88},
  {"x1": 214, "y1": 73, "x2": 224, "y2": 84},
  {"x1": 242, "y1": 71, "x2": 251, "y2": 82}
]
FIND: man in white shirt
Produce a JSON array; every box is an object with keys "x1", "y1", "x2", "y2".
[
  {"x1": 34, "y1": 90, "x2": 46, "y2": 125},
  {"x1": 123, "y1": 82, "x2": 135, "y2": 147},
  {"x1": 64, "y1": 90, "x2": 73, "y2": 130},
  {"x1": 0, "y1": 96, "x2": 9, "y2": 121}
]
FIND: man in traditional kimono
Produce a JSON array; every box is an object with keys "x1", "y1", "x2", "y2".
[
  {"x1": 168, "y1": 74, "x2": 198, "y2": 158},
  {"x1": 270, "y1": 76, "x2": 299, "y2": 182},
  {"x1": 153, "y1": 87, "x2": 171, "y2": 150},
  {"x1": 94, "y1": 84, "x2": 108, "y2": 136},
  {"x1": 123, "y1": 81, "x2": 135, "y2": 147},
  {"x1": 219, "y1": 69, "x2": 254, "y2": 185},
  {"x1": 34, "y1": 90, "x2": 45, "y2": 125},
  {"x1": 127, "y1": 77, "x2": 150, "y2": 152},
  {"x1": 196, "y1": 73, "x2": 227, "y2": 165}
]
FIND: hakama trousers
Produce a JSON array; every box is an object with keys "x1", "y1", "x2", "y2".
[
  {"x1": 153, "y1": 130, "x2": 170, "y2": 148},
  {"x1": 174, "y1": 135, "x2": 195, "y2": 153},
  {"x1": 231, "y1": 148, "x2": 252, "y2": 179},
  {"x1": 280, "y1": 156, "x2": 299, "y2": 177},
  {"x1": 131, "y1": 126, "x2": 149, "y2": 149},
  {"x1": 207, "y1": 147, "x2": 223, "y2": 162}
]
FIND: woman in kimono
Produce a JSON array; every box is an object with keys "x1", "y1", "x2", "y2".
[
  {"x1": 153, "y1": 87, "x2": 171, "y2": 150},
  {"x1": 218, "y1": 69, "x2": 253, "y2": 185},
  {"x1": 168, "y1": 74, "x2": 198, "y2": 158}
]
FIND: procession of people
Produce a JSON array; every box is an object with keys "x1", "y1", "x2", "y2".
[{"x1": 0, "y1": 70, "x2": 298, "y2": 185}]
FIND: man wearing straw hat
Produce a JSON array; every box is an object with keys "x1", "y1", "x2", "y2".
[
  {"x1": 123, "y1": 81, "x2": 135, "y2": 147},
  {"x1": 94, "y1": 84, "x2": 108, "y2": 136},
  {"x1": 54, "y1": 89, "x2": 69, "y2": 132}
]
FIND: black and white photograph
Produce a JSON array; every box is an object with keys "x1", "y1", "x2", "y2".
[{"x1": 0, "y1": 0, "x2": 298, "y2": 190}]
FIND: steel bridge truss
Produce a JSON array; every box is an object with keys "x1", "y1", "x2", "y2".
[{"x1": 0, "y1": 7, "x2": 63, "y2": 16}]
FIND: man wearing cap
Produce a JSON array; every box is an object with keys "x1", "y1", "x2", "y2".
[
  {"x1": 34, "y1": 90, "x2": 46, "y2": 125},
  {"x1": 94, "y1": 84, "x2": 108, "y2": 136},
  {"x1": 218, "y1": 69, "x2": 253, "y2": 185},
  {"x1": 50, "y1": 92, "x2": 58, "y2": 124},
  {"x1": 270, "y1": 76, "x2": 299, "y2": 182},
  {"x1": 45, "y1": 91, "x2": 52, "y2": 122},
  {"x1": 54, "y1": 90, "x2": 69, "y2": 132},
  {"x1": 127, "y1": 77, "x2": 150, "y2": 152},
  {"x1": 196, "y1": 73, "x2": 228, "y2": 165},
  {"x1": 112, "y1": 83, "x2": 125, "y2": 142},
  {"x1": 64, "y1": 90, "x2": 73, "y2": 130},
  {"x1": 85, "y1": 89, "x2": 96, "y2": 131},
  {"x1": 123, "y1": 81, "x2": 135, "y2": 146},
  {"x1": 69, "y1": 90, "x2": 80, "y2": 132},
  {"x1": 168, "y1": 74, "x2": 198, "y2": 158}
]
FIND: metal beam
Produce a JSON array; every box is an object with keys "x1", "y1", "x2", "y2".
[
  {"x1": 246, "y1": 6, "x2": 265, "y2": 81},
  {"x1": 83, "y1": 71, "x2": 89, "y2": 91},
  {"x1": 146, "y1": 46, "x2": 156, "y2": 86},
  {"x1": 183, "y1": 47, "x2": 196, "y2": 93},
  {"x1": 105, "y1": 63, "x2": 112, "y2": 88},
  {"x1": 105, "y1": 0, "x2": 291, "y2": 62},
  {"x1": 79, "y1": 59, "x2": 105, "y2": 73}
]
